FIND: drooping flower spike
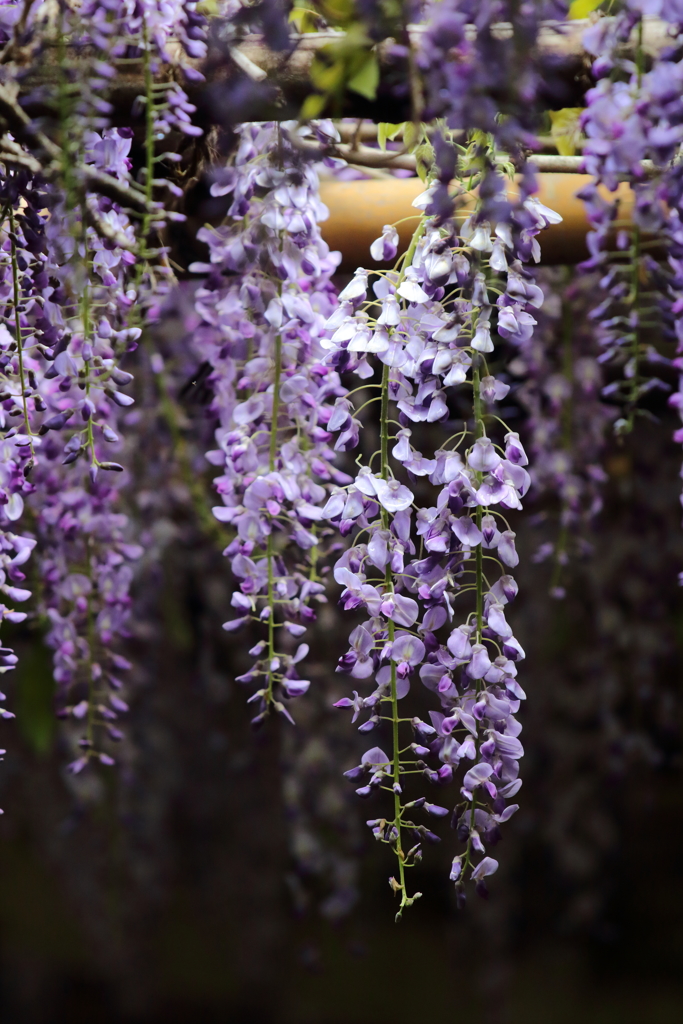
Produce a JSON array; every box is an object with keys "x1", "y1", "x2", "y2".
[
  {"x1": 322, "y1": 141, "x2": 560, "y2": 910},
  {"x1": 0, "y1": 0, "x2": 208, "y2": 770},
  {"x1": 512, "y1": 269, "x2": 613, "y2": 596},
  {"x1": 190, "y1": 120, "x2": 350, "y2": 724}
]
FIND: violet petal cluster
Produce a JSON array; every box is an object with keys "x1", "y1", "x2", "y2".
[
  {"x1": 323, "y1": 169, "x2": 560, "y2": 908},
  {"x1": 511, "y1": 269, "x2": 613, "y2": 596},
  {"x1": 190, "y1": 120, "x2": 350, "y2": 724}
]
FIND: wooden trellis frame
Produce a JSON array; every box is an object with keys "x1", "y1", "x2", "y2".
[{"x1": 7, "y1": 16, "x2": 666, "y2": 265}]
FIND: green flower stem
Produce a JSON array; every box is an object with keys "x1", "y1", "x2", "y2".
[
  {"x1": 628, "y1": 17, "x2": 645, "y2": 430},
  {"x1": 464, "y1": 358, "x2": 485, "y2": 874},
  {"x1": 8, "y1": 203, "x2": 34, "y2": 453},
  {"x1": 269, "y1": 331, "x2": 282, "y2": 473},
  {"x1": 264, "y1": 310, "x2": 283, "y2": 707},
  {"x1": 473, "y1": 361, "x2": 484, "y2": 642},
  {"x1": 265, "y1": 530, "x2": 276, "y2": 705},
  {"x1": 79, "y1": 208, "x2": 97, "y2": 469},
  {"x1": 379, "y1": 361, "x2": 409, "y2": 917},
  {"x1": 551, "y1": 284, "x2": 575, "y2": 594},
  {"x1": 381, "y1": 213, "x2": 429, "y2": 919}
]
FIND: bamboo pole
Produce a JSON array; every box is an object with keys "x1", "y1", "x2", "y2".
[{"x1": 319, "y1": 174, "x2": 636, "y2": 270}]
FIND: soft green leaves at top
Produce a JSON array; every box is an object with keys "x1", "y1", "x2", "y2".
[
  {"x1": 549, "y1": 108, "x2": 584, "y2": 156},
  {"x1": 498, "y1": 157, "x2": 517, "y2": 181},
  {"x1": 309, "y1": 54, "x2": 348, "y2": 93},
  {"x1": 348, "y1": 51, "x2": 379, "y2": 100},
  {"x1": 568, "y1": 0, "x2": 604, "y2": 18},
  {"x1": 459, "y1": 128, "x2": 497, "y2": 177},
  {"x1": 402, "y1": 121, "x2": 421, "y2": 154},
  {"x1": 301, "y1": 21, "x2": 379, "y2": 117},
  {"x1": 289, "y1": 6, "x2": 324, "y2": 33},
  {"x1": 314, "y1": 0, "x2": 358, "y2": 26},
  {"x1": 378, "y1": 122, "x2": 405, "y2": 151},
  {"x1": 301, "y1": 92, "x2": 329, "y2": 120},
  {"x1": 377, "y1": 121, "x2": 430, "y2": 177},
  {"x1": 414, "y1": 141, "x2": 434, "y2": 182}
]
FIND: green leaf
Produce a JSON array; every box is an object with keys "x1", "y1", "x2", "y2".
[
  {"x1": 289, "y1": 9, "x2": 320, "y2": 33},
  {"x1": 319, "y1": 0, "x2": 356, "y2": 27},
  {"x1": 310, "y1": 56, "x2": 345, "y2": 93},
  {"x1": 402, "y1": 120, "x2": 421, "y2": 153},
  {"x1": 15, "y1": 640, "x2": 56, "y2": 756},
  {"x1": 415, "y1": 142, "x2": 434, "y2": 181},
  {"x1": 549, "y1": 107, "x2": 584, "y2": 156},
  {"x1": 347, "y1": 52, "x2": 379, "y2": 100},
  {"x1": 378, "y1": 122, "x2": 405, "y2": 151},
  {"x1": 301, "y1": 93, "x2": 328, "y2": 120},
  {"x1": 568, "y1": 0, "x2": 603, "y2": 19}
]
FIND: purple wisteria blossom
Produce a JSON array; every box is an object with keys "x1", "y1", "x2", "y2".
[
  {"x1": 579, "y1": 2, "x2": 680, "y2": 433},
  {"x1": 189, "y1": 120, "x2": 349, "y2": 724},
  {"x1": 323, "y1": 144, "x2": 560, "y2": 909},
  {"x1": 510, "y1": 269, "x2": 613, "y2": 596},
  {"x1": 0, "y1": 0, "x2": 202, "y2": 767},
  {"x1": 0, "y1": 172, "x2": 45, "y2": 723},
  {"x1": 577, "y1": 5, "x2": 683, "y2": 576},
  {"x1": 0, "y1": 147, "x2": 141, "y2": 769},
  {"x1": 82, "y1": 0, "x2": 206, "y2": 141}
]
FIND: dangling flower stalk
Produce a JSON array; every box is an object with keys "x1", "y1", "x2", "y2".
[
  {"x1": 323, "y1": 139, "x2": 559, "y2": 908},
  {"x1": 378, "y1": 219, "x2": 427, "y2": 916},
  {"x1": 191, "y1": 120, "x2": 349, "y2": 724},
  {"x1": 8, "y1": 204, "x2": 34, "y2": 454},
  {"x1": 512, "y1": 269, "x2": 612, "y2": 596},
  {"x1": 0, "y1": 180, "x2": 43, "y2": 732},
  {"x1": 320, "y1": 0, "x2": 568, "y2": 912},
  {"x1": 579, "y1": 5, "x2": 677, "y2": 435}
]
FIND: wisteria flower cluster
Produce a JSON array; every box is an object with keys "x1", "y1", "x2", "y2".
[
  {"x1": 190, "y1": 119, "x2": 350, "y2": 724},
  {"x1": 0, "y1": 0, "x2": 681, "y2": 919},
  {"x1": 317, "y1": 156, "x2": 562, "y2": 911},
  {"x1": 511, "y1": 269, "x2": 613, "y2": 596},
  {"x1": 0, "y1": 0, "x2": 207, "y2": 777},
  {"x1": 579, "y1": 1, "x2": 683, "y2": 433}
]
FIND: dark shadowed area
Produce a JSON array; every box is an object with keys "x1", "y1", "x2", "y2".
[{"x1": 0, "y1": 410, "x2": 681, "y2": 1024}]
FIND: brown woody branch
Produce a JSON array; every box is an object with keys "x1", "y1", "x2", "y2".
[
  {"x1": 13, "y1": 17, "x2": 680, "y2": 124},
  {"x1": 0, "y1": 82, "x2": 152, "y2": 214}
]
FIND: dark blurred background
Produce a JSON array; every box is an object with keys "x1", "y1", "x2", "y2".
[{"x1": 1, "y1": 406, "x2": 682, "y2": 1024}]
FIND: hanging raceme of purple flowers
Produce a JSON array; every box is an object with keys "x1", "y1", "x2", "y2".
[
  {"x1": 312, "y1": 0, "x2": 560, "y2": 913},
  {"x1": 577, "y1": 1, "x2": 683, "y2": 559},
  {"x1": 0, "y1": 177, "x2": 41, "y2": 723},
  {"x1": 190, "y1": 120, "x2": 350, "y2": 725},
  {"x1": 579, "y1": 2, "x2": 683, "y2": 435},
  {"x1": 1, "y1": 144, "x2": 142, "y2": 771},
  {"x1": 512, "y1": 269, "x2": 613, "y2": 597},
  {"x1": 0, "y1": 0, "x2": 682, "y2": 913},
  {"x1": 320, "y1": 144, "x2": 561, "y2": 911},
  {"x1": 0, "y1": 0, "x2": 207, "y2": 772}
]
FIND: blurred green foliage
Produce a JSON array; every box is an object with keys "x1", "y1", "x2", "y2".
[{"x1": 13, "y1": 632, "x2": 56, "y2": 756}]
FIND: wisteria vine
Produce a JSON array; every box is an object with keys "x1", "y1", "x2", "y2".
[{"x1": 0, "y1": 0, "x2": 680, "y2": 916}]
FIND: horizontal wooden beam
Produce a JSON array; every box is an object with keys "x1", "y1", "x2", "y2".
[
  {"x1": 319, "y1": 174, "x2": 635, "y2": 271},
  {"x1": 192, "y1": 15, "x2": 673, "y2": 121},
  {"x1": 233, "y1": 14, "x2": 671, "y2": 86},
  {"x1": 315, "y1": 147, "x2": 655, "y2": 176},
  {"x1": 18, "y1": 17, "x2": 675, "y2": 124}
]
